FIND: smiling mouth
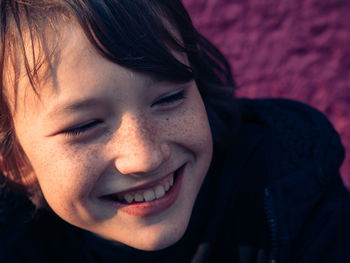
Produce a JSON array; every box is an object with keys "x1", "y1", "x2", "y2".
[
  {"x1": 101, "y1": 165, "x2": 183, "y2": 205},
  {"x1": 100, "y1": 164, "x2": 185, "y2": 217}
]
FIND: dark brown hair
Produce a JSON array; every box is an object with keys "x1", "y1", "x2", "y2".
[{"x1": 0, "y1": 0, "x2": 237, "y2": 207}]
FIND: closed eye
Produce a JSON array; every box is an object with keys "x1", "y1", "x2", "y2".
[
  {"x1": 63, "y1": 120, "x2": 103, "y2": 137},
  {"x1": 152, "y1": 90, "x2": 186, "y2": 107}
]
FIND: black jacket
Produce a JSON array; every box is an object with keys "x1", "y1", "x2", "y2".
[{"x1": 0, "y1": 98, "x2": 349, "y2": 263}]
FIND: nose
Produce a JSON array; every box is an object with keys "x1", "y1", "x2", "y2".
[{"x1": 113, "y1": 113, "x2": 171, "y2": 175}]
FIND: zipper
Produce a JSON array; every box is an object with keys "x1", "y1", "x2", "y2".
[{"x1": 264, "y1": 187, "x2": 278, "y2": 263}]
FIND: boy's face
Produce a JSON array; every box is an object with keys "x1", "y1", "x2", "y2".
[{"x1": 11, "y1": 24, "x2": 213, "y2": 250}]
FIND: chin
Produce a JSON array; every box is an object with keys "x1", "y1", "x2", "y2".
[
  {"x1": 130, "y1": 225, "x2": 187, "y2": 251},
  {"x1": 114, "y1": 209, "x2": 191, "y2": 251}
]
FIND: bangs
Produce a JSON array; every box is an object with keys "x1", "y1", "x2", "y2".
[{"x1": 68, "y1": 0, "x2": 196, "y2": 83}]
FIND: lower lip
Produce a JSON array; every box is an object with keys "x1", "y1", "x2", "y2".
[{"x1": 103, "y1": 166, "x2": 185, "y2": 217}]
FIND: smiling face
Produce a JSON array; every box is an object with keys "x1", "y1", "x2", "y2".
[{"x1": 9, "y1": 23, "x2": 213, "y2": 250}]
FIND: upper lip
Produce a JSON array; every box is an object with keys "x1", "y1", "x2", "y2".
[{"x1": 100, "y1": 164, "x2": 183, "y2": 198}]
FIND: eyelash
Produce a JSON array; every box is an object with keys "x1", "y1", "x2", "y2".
[
  {"x1": 63, "y1": 120, "x2": 103, "y2": 137},
  {"x1": 63, "y1": 90, "x2": 186, "y2": 138},
  {"x1": 152, "y1": 90, "x2": 186, "y2": 107}
]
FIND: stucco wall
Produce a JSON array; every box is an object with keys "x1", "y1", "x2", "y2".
[{"x1": 183, "y1": 0, "x2": 350, "y2": 188}]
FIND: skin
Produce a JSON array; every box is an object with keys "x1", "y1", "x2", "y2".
[{"x1": 9, "y1": 23, "x2": 213, "y2": 251}]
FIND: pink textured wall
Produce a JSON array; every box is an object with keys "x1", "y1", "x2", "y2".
[{"x1": 183, "y1": 0, "x2": 350, "y2": 189}]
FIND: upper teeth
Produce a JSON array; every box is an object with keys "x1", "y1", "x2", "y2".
[{"x1": 121, "y1": 174, "x2": 174, "y2": 204}]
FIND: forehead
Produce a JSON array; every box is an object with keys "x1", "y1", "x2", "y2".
[
  {"x1": 6, "y1": 23, "x2": 101, "y2": 117},
  {"x1": 7, "y1": 19, "x2": 189, "y2": 116},
  {"x1": 4, "y1": 20, "x2": 67, "y2": 112}
]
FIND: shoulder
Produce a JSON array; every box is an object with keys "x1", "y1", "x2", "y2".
[
  {"x1": 236, "y1": 97, "x2": 345, "y2": 179},
  {"x1": 235, "y1": 98, "x2": 350, "y2": 263},
  {"x1": 0, "y1": 186, "x2": 36, "y2": 260},
  {"x1": 0, "y1": 186, "x2": 86, "y2": 262},
  {"x1": 0, "y1": 186, "x2": 34, "y2": 232}
]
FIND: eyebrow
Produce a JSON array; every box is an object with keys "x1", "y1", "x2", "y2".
[{"x1": 46, "y1": 98, "x2": 105, "y2": 119}]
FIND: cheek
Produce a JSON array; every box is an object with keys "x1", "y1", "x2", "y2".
[
  {"x1": 23, "y1": 141, "x2": 102, "y2": 209},
  {"x1": 167, "y1": 91, "x2": 212, "y2": 154}
]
